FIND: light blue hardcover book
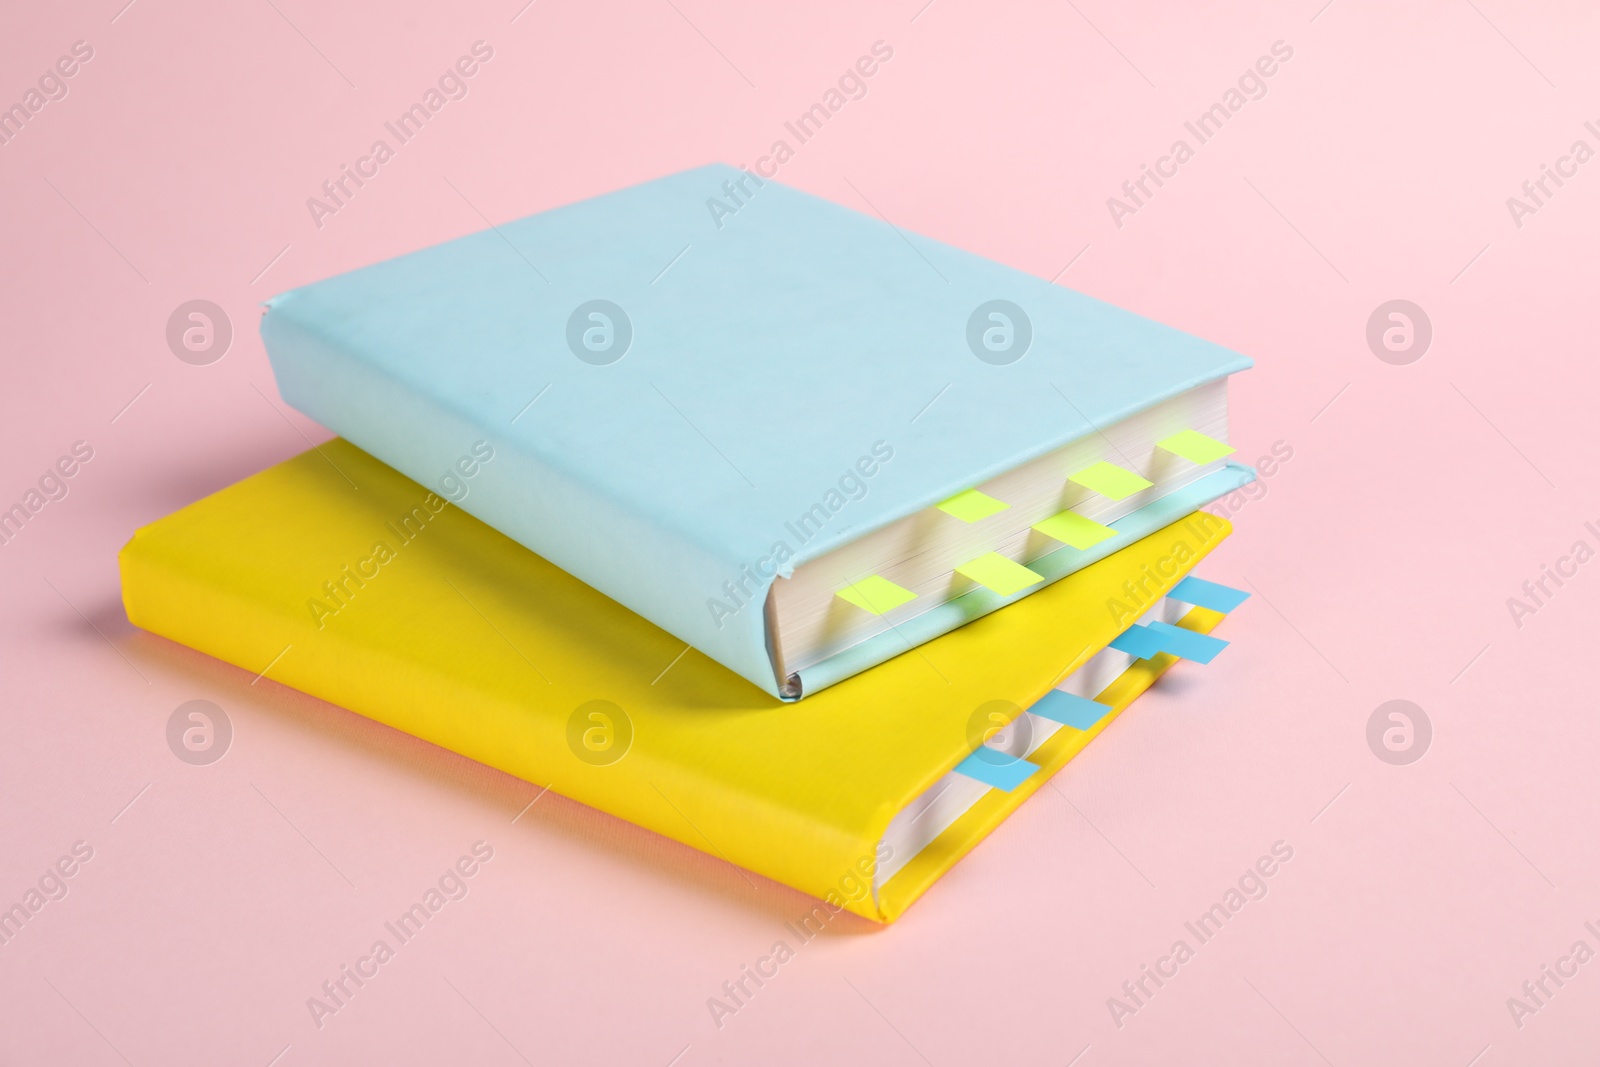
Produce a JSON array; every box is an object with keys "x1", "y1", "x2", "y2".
[{"x1": 262, "y1": 164, "x2": 1254, "y2": 699}]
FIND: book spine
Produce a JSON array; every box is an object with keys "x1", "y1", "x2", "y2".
[
  {"x1": 115, "y1": 522, "x2": 868, "y2": 919},
  {"x1": 258, "y1": 299, "x2": 782, "y2": 697}
]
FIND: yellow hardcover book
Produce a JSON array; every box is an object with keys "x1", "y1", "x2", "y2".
[{"x1": 119, "y1": 441, "x2": 1234, "y2": 923}]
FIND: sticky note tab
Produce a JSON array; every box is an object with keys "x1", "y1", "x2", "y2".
[
  {"x1": 835, "y1": 575, "x2": 917, "y2": 615},
  {"x1": 1033, "y1": 510, "x2": 1117, "y2": 551},
  {"x1": 1146, "y1": 621, "x2": 1230, "y2": 664},
  {"x1": 1109, "y1": 624, "x2": 1167, "y2": 660},
  {"x1": 955, "y1": 552, "x2": 1044, "y2": 597},
  {"x1": 1029, "y1": 689, "x2": 1113, "y2": 731},
  {"x1": 1157, "y1": 429, "x2": 1235, "y2": 465},
  {"x1": 1066, "y1": 461, "x2": 1153, "y2": 501},
  {"x1": 936, "y1": 488, "x2": 1010, "y2": 523},
  {"x1": 1170, "y1": 575, "x2": 1250, "y2": 614},
  {"x1": 953, "y1": 750, "x2": 1040, "y2": 792}
]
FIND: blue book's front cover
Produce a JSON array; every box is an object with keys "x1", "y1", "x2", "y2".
[{"x1": 262, "y1": 164, "x2": 1252, "y2": 697}]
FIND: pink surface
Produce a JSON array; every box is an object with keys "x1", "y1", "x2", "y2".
[{"x1": 3, "y1": 0, "x2": 1597, "y2": 1062}]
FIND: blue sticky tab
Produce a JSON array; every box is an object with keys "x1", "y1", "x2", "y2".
[
  {"x1": 1145, "y1": 620, "x2": 1230, "y2": 664},
  {"x1": 1109, "y1": 624, "x2": 1167, "y2": 660},
  {"x1": 953, "y1": 750, "x2": 1040, "y2": 792},
  {"x1": 1029, "y1": 689, "x2": 1113, "y2": 731},
  {"x1": 1170, "y1": 576, "x2": 1250, "y2": 614}
]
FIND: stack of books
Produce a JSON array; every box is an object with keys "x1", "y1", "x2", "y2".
[{"x1": 120, "y1": 166, "x2": 1254, "y2": 923}]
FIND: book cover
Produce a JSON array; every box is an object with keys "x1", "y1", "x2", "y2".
[
  {"x1": 119, "y1": 441, "x2": 1237, "y2": 922},
  {"x1": 262, "y1": 163, "x2": 1252, "y2": 698}
]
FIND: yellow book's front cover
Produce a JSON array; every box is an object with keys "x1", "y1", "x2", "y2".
[{"x1": 120, "y1": 440, "x2": 1231, "y2": 922}]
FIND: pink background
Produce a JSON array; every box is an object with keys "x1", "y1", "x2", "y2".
[{"x1": 4, "y1": 0, "x2": 1598, "y2": 1062}]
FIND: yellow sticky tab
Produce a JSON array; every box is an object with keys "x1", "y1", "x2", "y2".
[
  {"x1": 1157, "y1": 429, "x2": 1235, "y2": 465},
  {"x1": 955, "y1": 552, "x2": 1044, "y2": 597},
  {"x1": 936, "y1": 488, "x2": 1010, "y2": 523},
  {"x1": 835, "y1": 575, "x2": 917, "y2": 615},
  {"x1": 1033, "y1": 511, "x2": 1117, "y2": 551},
  {"x1": 1066, "y1": 461, "x2": 1153, "y2": 501}
]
